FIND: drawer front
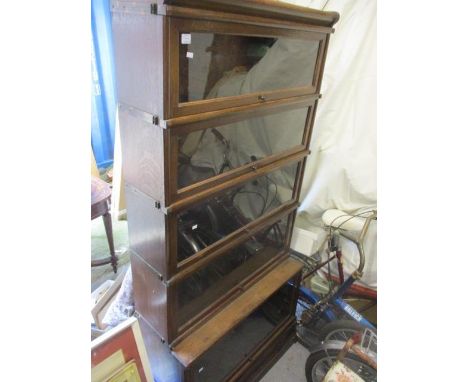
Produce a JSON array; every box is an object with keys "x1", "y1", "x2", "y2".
[
  {"x1": 168, "y1": 17, "x2": 327, "y2": 117},
  {"x1": 174, "y1": 211, "x2": 296, "y2": 333},
  {"x1": 231, "y1": 318, "x2": 297, "y2": 382},
  {"x1": 173, "y1": 161, "x2": 300, "y2": 268},
  {"x1": 189, "y1": 280, "x2": 297, "y2": 382}
]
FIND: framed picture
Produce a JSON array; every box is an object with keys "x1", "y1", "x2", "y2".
[{"x1": 91, "y1": 317, "x2": 153, "y2": 382}]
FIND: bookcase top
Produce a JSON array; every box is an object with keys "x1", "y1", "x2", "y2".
[{"x1": 159, "y1": 0, "x2": 340, "y2": 27}]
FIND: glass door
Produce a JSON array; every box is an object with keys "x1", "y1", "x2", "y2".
[
  {"x1": 168, "y1": 18, "x2": 327, "y2": 117},
  {"x1": 175, "y1": 107, "x2": 311, "y2": 191},
  {"x1": 175, "y1": 162, "x2": 300, "y2": 266},
  {"x1": 175, "y1": 221, "x2": 296, "y2": 331}
]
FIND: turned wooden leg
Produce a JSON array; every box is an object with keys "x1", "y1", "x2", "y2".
[{"x1": 102, "y1": 210, "x2": 118, "y2": 273}]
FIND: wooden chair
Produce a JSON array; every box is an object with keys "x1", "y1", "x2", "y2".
[{"x1": 91, "y1": 176, "x2": 118, "y2": 273}]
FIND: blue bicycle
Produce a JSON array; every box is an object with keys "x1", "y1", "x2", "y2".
[{"x1": 292, "y1": 210, "x2": 377, "y2": 347}]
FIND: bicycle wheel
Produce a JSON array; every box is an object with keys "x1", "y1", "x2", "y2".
[
  {"x1": 319, "y1": 320, "x2": 368, "y2": 342},
  {"x1": 305, "y1": 348, "x2": 377, "y2": 382}
]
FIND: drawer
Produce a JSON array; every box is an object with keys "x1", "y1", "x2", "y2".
[
  {"x1": 189, "y1": 284, "x2": 296, "y2": 382},
  {"x1": 227, "y1": 317, "x2": 297, "y2": 382}
]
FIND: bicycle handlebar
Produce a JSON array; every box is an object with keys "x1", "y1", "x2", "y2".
[{"x1": 331, "y1": 210, "x2": 377, "y2": 277}]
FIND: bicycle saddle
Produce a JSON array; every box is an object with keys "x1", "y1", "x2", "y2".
[{"x1": 322, "y1": 209, "x2": 366, "y2": 232}]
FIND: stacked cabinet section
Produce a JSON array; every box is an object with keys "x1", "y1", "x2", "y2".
[
  {"x1": 112, "y1": 0, "x2": 339, "y2": 380},
  {"x1": 126, "y1": 148, "x2": 303, "y2": 343},
  {"x1": 140, "y1": 259, "x2": 303, "y2": 382}
]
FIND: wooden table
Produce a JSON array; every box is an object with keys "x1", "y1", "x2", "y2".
[{"x1": 91, "y1": 176, "x2": 118, "y2": 273}]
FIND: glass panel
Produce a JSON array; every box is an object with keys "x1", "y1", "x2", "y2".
[
  {"x1": 192, "y1": 282, "x2": 293, "y2": 382},
  {"x1": 177, "y1": 108, "x2": 308, "y2": 189},
  {"x1": 179, "y1": 32, "x2": 320, "y2": 102},
  {"x1": 177, "y1": 163, "x2": 298, "y2": 263},
  {"x1": 177, "y1": 214, "x2": 291, "y2": 328}
]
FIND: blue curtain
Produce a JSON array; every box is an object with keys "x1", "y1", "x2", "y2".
[{"x1": 91, "y1": 0, "x2": 117, "y2": 169}]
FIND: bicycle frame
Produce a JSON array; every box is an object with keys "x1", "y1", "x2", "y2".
[
  {"x1": 298, "y1": 279, "x2": 375, "y2": 330},
  {"x1": 297, "y1": 210, "x2": 377, "y2": 331}
]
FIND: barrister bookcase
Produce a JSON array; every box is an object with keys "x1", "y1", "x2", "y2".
[{"x1": 112, "y1": 0, "x2": 339, "y2": 380}]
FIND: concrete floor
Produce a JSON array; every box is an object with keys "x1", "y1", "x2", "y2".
[
  {"x1": 260, "y1": 343, "x2": 310, "y2": 382},
  {"x1": 91, "y1": 217, "x2": 313, "y2": 381}
]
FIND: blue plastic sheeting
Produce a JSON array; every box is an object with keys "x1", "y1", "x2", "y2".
[{"x1": 91, "y1": 0, "x2": 117, "y2": 169}]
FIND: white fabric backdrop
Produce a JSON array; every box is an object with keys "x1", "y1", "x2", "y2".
[
  {"x1": 285, "y1": 0, "x2": 377, "y2": 219},
  {"x1": 283, "y1": 0, "x2": 377, "y2": 289}
]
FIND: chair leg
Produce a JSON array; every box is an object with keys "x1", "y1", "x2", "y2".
[{"x1": 102, "y1": 211, "x2": 118, "y2": 273}]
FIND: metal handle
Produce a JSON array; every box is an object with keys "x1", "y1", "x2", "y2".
[{"x1": 340, "y1": 210, "x2": 377, "y2": 276}]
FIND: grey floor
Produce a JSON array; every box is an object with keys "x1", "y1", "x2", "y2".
[
  {"x1": 260, "y1": 343, "x2": 310, "y2": 382},
  {"x1": 91, "y1": 216, "x2": 312, "y2": 381}
]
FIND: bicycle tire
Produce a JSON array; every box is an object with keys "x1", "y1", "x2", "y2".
[
  {"x1": 305, "y1": 348, "x2": 377, "y2": 382},
  {"x1": 319, "y1": 320, "x2": 374, "y2": 342}
]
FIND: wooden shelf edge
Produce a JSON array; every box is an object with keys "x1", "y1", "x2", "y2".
[
  {"x1": 171, "y1": 256, "x2": 303, "y2": 367},
  {"x1": 159, "y1": 0, "x2": 340, "y2": 28},
  {"x1": 163, "y1": 94, "x2": 320, "y2": 130}
]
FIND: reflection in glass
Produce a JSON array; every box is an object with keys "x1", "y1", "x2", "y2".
[
  {"x1": 177, "y1": 164, "x2": 298, "y2": 262},
  {"x1": 178, "y1": 108, "x2": 307, "y2": 189},
  {"x1": 180, "y1": 33, "x2": 320, "y2": 102},
  {"x1": 177, "y1": 214, "x2": 291, "y2": 327},
  {"x1": 192, "y1": 282, "x2": 293, "y2": 382}
]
